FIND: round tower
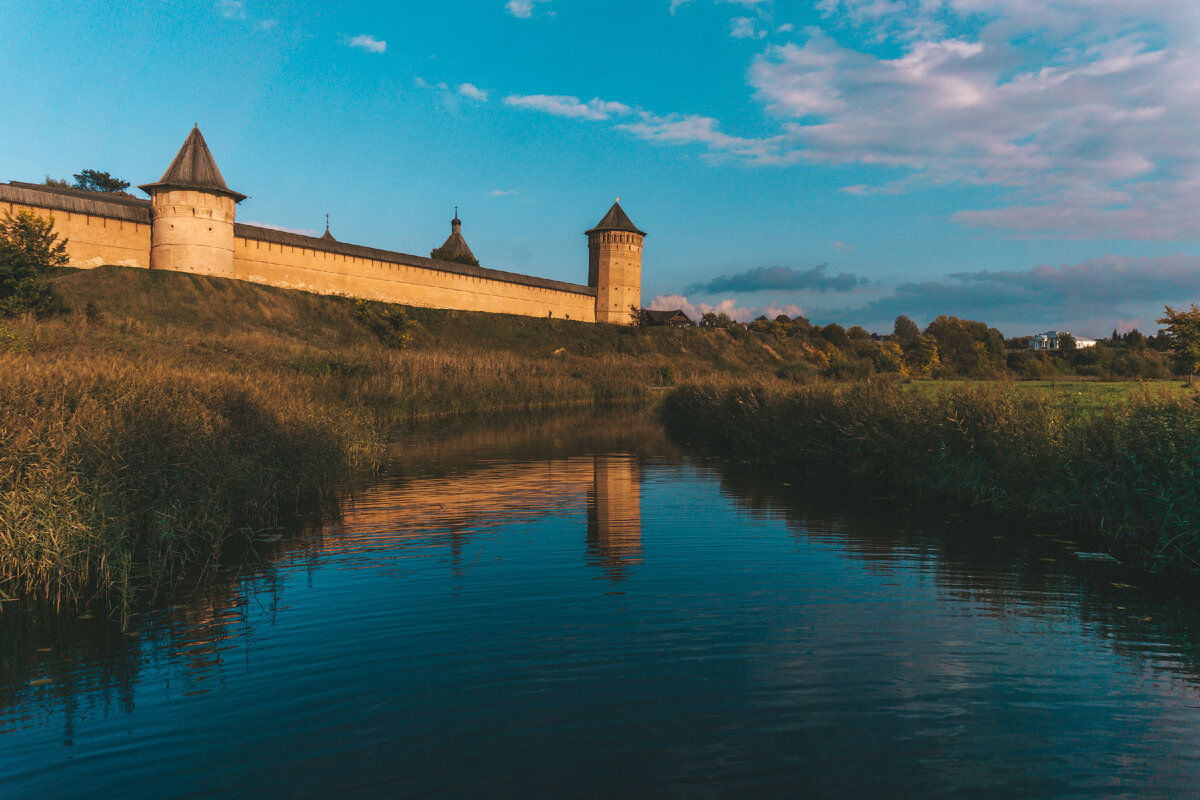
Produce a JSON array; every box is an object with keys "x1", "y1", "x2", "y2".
[
  {"x1": 586, "y1": 199, "x2": 645, "y2": 324},
  {"x1": 138, "y1": 125, "x2": 247, "y2": 277}
]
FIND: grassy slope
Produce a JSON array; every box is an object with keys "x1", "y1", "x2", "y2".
[{"x1": 0, "y1": 267, "x2": 809, "y2": 607}]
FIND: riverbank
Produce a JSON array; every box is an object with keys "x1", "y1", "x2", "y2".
[
  {"x1": 0, "y1": 267, "x2": 803, "y2": 608},
  {"x1": 662, "y1": 380, "x2": 1200, "y2": 570}
]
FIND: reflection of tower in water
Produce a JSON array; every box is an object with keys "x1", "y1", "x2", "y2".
[{"x1": 586, "y1": 455, "x2": 643, "y2": 581}]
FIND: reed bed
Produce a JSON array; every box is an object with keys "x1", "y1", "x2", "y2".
[
  {"x1": 662, "y1": 379, "x2": 1200, "y2": 569},
  {"x1": 0, "y1": 267, "x2": 797, "y2": 608}
]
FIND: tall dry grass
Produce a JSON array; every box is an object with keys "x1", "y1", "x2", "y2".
[
  {"x1": 663, "y1": 379, "x2": 1200, "y2": 569},
  {"x1": 0, "y1": 266, "x2": 798, "y2": 607}
]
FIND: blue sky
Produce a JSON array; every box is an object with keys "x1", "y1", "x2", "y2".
[{"x1": 4, "y1": 0, "x2": 1200, "y2": 337}]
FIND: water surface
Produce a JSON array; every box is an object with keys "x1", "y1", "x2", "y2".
[{"x1": 4, "y1": 412, "x2": 1200, "y2": 798}]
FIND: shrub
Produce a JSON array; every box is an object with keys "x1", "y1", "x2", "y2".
[
  {"x1": 354, "y1": 300, "x2": 414, "y2": 349},
  {"x1": 0, "y1": 211, "x2": 68, "y2": 317}
]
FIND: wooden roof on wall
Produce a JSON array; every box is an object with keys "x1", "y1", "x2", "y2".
[{"x1": 0, "y1": 182, "x2": 152, "y2": 224}]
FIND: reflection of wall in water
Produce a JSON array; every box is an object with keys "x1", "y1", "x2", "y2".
[
  {"x1": 323, "y1": 454, "x2": 643, "y2": 580},
  {"x1": 587, "y1": 455, "x2": 643, "y2": 581}
]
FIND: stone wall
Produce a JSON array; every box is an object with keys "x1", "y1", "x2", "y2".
[
  {"x1": 233, "y1": 227, "x2": 597, "y2": 321},
  {"x1": 1, "y1": 195, "x2": 151, "y2": 269},
  {"x1": 2, "y1": 184, "x2": 599, "y2": 322}
]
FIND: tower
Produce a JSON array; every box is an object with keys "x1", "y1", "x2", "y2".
[
  {"x1": 586, "y1": 200, "x2": 644, "y2": 324},
  {"x1": 138, "y1": 125, "x2": 247, "y2": 276}
]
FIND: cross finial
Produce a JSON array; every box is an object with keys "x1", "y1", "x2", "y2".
[
  {"x1": 455, "y1": 205, "x2": 459, "y2": 219},
  {"x1": 325, "y1": 212, "x2": 330, "y2": 231}
]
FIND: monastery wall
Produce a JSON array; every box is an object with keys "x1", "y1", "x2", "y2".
[
  {"x1": 1, "y1": 120, "x2": 641, "y2": 325},
  {"x1": 233, "y1": 226, "x2": 597, "y2": 322},
  {"x1": 0, "y1": 186, "x2": 151, "y2": 269}
]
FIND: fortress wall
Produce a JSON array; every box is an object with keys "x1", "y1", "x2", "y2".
[
  {"x1": 1, "y1": 200, "x2": 151, "y2": 269},
  {"x1": 233, "y1": 235, "x2": 598, "y2": 322}
]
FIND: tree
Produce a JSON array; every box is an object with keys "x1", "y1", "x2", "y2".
[
  {"x1": 0, "y1": 211, "x2": 68, "y2": 316},
  {"x1": 1157, "y1": 304, "x2": 1200, "y2": 383},
  {"x1": 924, "y1": 315, "x2": 999, "y2": 377},
  {"x1": 700, "y1": 311, "x2": 737, "y2": 329},
  {"x1": 821, "y1": 323, "x2": 849, "y2": 350},
  {"x1": 903, "y1": 335, "x2": 940, "y2": 377},
  {"x1": 893, "y1": 314, "x2": 920, "y2": 344},
  {"x1": 1058, "y1": 332, "x2": 1077, "y2": 351},
  {"x1": 73, "y1": 169, "x2": 131, "y2": 194}
]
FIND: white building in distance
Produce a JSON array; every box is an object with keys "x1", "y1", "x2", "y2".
[{"x1": 1029, "y1": 330, "x2": 1098, "y2": 350}]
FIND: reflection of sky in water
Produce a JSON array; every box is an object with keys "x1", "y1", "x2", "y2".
[{"x1": 3, "y1": 417, "x2": 1200, "y2": 798}]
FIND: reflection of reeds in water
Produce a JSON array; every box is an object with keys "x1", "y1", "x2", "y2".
[
  {"x1": 0, "y1": 416, "x2": 656, "y2": 727},
  {"x1": 675, "y1": 453, "x2": 1200, "y2": 690}
]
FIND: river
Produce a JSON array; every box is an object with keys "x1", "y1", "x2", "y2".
[{"x1": 3, "y1": 411, "x2": 1200, "y2": 798}]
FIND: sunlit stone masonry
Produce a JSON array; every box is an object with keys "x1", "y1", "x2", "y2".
[{"x1": 0, "y1": 126, "x2": 646, "y2": 323}]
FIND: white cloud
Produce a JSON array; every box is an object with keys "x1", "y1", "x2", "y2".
[
  {"x1": 458, "y1": 83, "x2": 489, "y2": 102},
  {"x1": 618, "y1": 112, "x2": 793, "y2": 164},
  {"x1": 506, "y1": 0, "x2": 552, "y2": 18},
  {"x1": 507, "y1": 2, "x2": 1200, "y2": 238},
  {"x1": 777, "y1": 23, "x2": 795, "y2": 33},
  {"x1": 649, "y1": 294, "x2": 768, "y2": 323},
  {"x1": 217, "y1": 0, "x2": 245, "y2": 20},
  {"x1": 242, "y1": 221, "x2": 321, "y2": 237},
  {"x1": 672, "y1": 0, "x2": 771, "y2": 16},
  {"x1": 414, "y1": 77, "x2": 450, "y2": 91},
  {"x1": 344, "y1": 34, "x2": 386, "y2": 53},
  {"x1": 504, "y1": 94, "x2": 632, "y2": 120},
  {"x1": 489, "y1": 189, "x2": 521, "y2": 196},
  {"x1": 730, "y1": 17, "x2": 766, "y2": 39},
  {"x1": 744, "y1": 12, "x2": 1200, "y2": 238}
]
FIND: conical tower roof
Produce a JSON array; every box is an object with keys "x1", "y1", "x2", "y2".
[
  {"x1": 431, "y1": 213, "x2": 478, "y2": 264},
  {"x1": 586, "y1": 200, "x2": 645, "y2": 236},
  {"x1": 139, "y1": 125, "x2": 247, "y2": 202}
]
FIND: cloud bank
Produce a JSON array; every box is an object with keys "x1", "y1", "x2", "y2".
[
  {"x1": 815, "y1": 255, "x2": 1200, "y2": 336},
  {"x1": 688, "y1": 263, "x2": 867, "y2": 294}
]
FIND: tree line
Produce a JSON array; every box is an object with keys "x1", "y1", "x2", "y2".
[{"x1": 665, "y1": 309, "x2": 1200, "y2": 382}]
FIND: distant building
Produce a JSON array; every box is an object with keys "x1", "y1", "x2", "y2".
[
  {"x1": 1029, "y1": 330, "x2": 1097, "y2": 350},
  {"x1": 644, "y1": 309, "x2": 692, "y2": 327}
]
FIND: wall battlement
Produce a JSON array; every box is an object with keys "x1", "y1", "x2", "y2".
[{"x1": 3, "y1": 127, "x2": 642, "y2": 323}]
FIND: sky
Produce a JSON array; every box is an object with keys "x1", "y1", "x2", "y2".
[{"x1": 4, "y1": 0, "x2": 1200, "y2": 337}]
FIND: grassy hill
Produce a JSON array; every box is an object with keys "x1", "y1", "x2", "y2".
[{"x1": 0, "y1": 266, "x2": 811, "y2": 609}]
